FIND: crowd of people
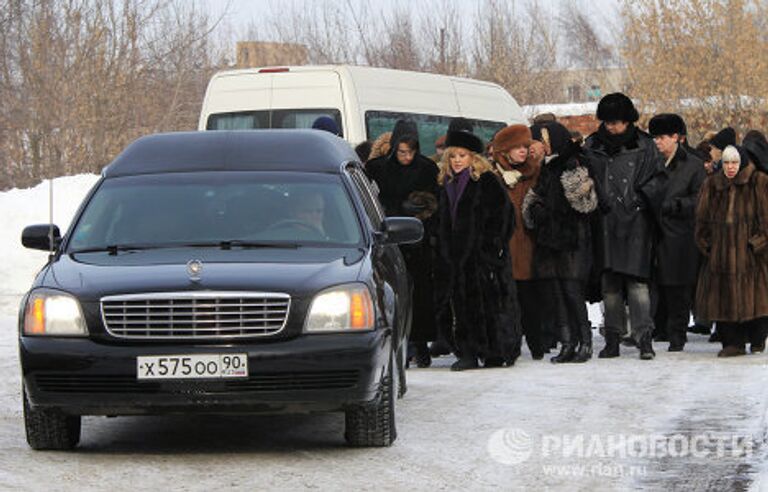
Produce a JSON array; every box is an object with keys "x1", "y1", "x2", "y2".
[{"x1": 337, "y1": 91, "x2": 768, "y2": 370}]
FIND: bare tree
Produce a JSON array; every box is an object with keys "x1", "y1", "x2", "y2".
[
  {"x1": 621, "y1": 0, "x2": 768, "y2": 142},
  {"x1": 559, "y1": 1, "x2": 617, "y2": 69},
  {"x1": 0, "y1": 0, "x2": 224, "y2": 190},
  {"x1": 472, "y1": 0, "x2": 560, "y2": 105}
]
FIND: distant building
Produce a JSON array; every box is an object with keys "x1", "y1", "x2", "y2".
[
  {"x1": 557, "y1": 67, "x2": 629, "y2": 103},
  {"x1": 236, "y1": 41, "x2": 308, "y2": 68}
]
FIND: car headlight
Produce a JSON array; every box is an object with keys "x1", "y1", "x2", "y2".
[
  {"x1": 23, "y1": 290, "x2": 87, "y2": 336},
  {"x1": 305, "y1": 284, "x2": 374, "y2": 332}
]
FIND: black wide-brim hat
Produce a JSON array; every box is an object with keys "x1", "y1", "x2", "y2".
[
  {"x1": 648, "y1": 113, "x2": 686, "y2": 137},
  {"x1": 445, "y1": 130, "x2": 484, "y2": 154}
]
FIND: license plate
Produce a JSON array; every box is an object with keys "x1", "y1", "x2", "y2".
[{"x1": 137, "y1": 354, "x2": 248, "y2": 380}]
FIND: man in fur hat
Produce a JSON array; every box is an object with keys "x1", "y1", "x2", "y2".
[
  {"x1": 640, "y1": 113, "x2": 706, "y2": 352},
  {"x1": 583, "y1": 93, "x2": 661, "y2": 360}
]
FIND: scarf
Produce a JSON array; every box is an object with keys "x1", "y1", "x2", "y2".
[
  {"x1": 595, "y1": 123, "x2": 638, "y2": 156},
  {"x1": 445, "y1": 168, "x2": 470, "y2": 224}
]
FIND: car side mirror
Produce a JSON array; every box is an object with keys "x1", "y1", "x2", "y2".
[
  {"x1": 381, "y1": 217, "x2": 423, "y2": 245},
  {"x1": 21, "y1": 224, "x2": 61, "y2": 251}
]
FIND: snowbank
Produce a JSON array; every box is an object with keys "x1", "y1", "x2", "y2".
[{"x1": 0, "y1": 175, "x2": 100, "y2": 315}]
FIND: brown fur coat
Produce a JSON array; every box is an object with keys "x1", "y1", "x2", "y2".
[
  {"x1": 494, "y1": 155, "x2": 541, "y2": 280},
  {"x1": 694, "y1": 163, "x2": 768, "y2": 322}
]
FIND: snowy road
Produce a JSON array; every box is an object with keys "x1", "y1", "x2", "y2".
[{"x1": 1, "y1": 311, "x2": 767, "y2": 491}]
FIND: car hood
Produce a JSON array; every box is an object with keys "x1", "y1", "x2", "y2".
[{"x1": 41, "y1": 247, "x2": 367, "y2": 301}]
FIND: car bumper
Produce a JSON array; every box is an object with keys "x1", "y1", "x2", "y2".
[{"x1": 21, "y1": 330, "x2": 391, "y2": 416}]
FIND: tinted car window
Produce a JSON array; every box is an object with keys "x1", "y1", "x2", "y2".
[
  {"x1": 68, "y1": 172, "x2": 363, "y2": 250},
  {"x1": 365, "y1": 110, "x2": 505, "y2": 156},
  {"x1": 347, "y1": 167, "x2": 383, "y2": 230},
  {"x1": 207, "y1": 109, "x2": 343, "y2": 136}
]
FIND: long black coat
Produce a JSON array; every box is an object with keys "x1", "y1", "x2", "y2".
[
  {"x1": 639, "y1": 145, "x2": 706, "y2": 285},
  {"x1": 583, "y1": 128, "x2": 660, "y2": 280},
  {"x1": 366, "y1": 154, "x2": 439, "y2": 343},
  {"x1": 433, "y1": 171, "x2": 522, "y2": 361}
]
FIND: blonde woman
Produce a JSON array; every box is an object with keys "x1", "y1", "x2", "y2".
[{"x1": 433, "y1": 130, "x2": 523, "y2": 370}]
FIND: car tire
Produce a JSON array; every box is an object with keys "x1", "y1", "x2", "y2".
[
  {"x1": 344, "y1": 353, "x2": 397, "y2": 447},
  {"x1": 23, "y1": 388, "x2": 81, "y2": 450}
]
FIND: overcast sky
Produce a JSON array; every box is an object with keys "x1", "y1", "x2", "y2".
[{"x1": 202, "y1": 0, "x2": 621, "y2": 48}]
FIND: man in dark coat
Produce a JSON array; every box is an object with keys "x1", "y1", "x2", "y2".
[
  {"x1": 366, "y1": 119, "x2": 439, "y2": 367},
  {"x1": 640, "y1": 114, "x2": 706, "y2": 351},
  {"x1": 583, "y1": 93, "x2": 660, "y2": 359}
]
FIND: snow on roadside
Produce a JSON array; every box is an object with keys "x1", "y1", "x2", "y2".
[{"x1": 0, "y1": 174, "x2": 100, "y2": 316}]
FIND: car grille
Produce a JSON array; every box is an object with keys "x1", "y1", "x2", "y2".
[
  {"x1": 34, "y1": 371, "x2": 359, "y2": 394},
  {"x1": 100, "y1": 292, "x2": 290, "y2": 339}
]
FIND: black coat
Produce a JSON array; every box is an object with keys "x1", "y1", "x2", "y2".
[
  {"x1": 583, "y1": 127, "x2": 660, "y2": 280},
  {"x1": 639, "y1": 145, "x2": 706, "y2": 285},
  {"x1": 433, "y1": 172, "x2": 522, "y2": 361},
  {"x1": 523, "y1": 144, "x2": 599, "y2": 281},
  {"x1": 366, "y1": 154, "x2": 439, "y2": 342}
]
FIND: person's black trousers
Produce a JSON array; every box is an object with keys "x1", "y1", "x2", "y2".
[{"x1": 517, "y1": 280, "x2": 543, "y2": 358}]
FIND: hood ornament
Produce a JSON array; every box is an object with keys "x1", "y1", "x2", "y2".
[{"x1": 186, "y1": 259, "x2": 203, "y2": 282}]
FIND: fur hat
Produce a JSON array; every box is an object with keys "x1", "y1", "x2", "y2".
[
  {"x1": 709, "y1": 127, "x2": 736, "y2": 151},
  {"x1": 648, "y1": 113, "x2": 686, "y2": 137},
  {"x1": 445, "y1": 130, "x2": 484, "y2": 154},
  {"x1": 743, "y1": 130, "x2": 768, "y2": 173},
  {"x1": 596, "y1": 92, "x2": 639, "y2": 123},
  {"x1": 492, "y1": 124, "x2": 532, "y2": 153}
]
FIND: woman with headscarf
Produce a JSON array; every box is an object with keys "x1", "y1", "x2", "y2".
[
  {"x1": 522, "y1": 122, "x2": 601, "y2": 363},
  {"x1": 433, "y1": 129, "x2": 522, "y2": 370},
  {"x1": 695, "y1": 145, "x2": 768, "y2": 356}
]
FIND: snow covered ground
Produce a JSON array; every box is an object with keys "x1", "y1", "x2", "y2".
[{"x1": 1, "y1": 176, "x2": 768, "y2": 491}]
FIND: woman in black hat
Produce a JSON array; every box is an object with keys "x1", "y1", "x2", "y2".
[{"x1": 433, "y1": 130, "x2": 523, "y2": 370}]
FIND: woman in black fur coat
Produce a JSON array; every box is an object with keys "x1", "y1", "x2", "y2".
[
  {"x1": 522, "y1": 125, "x2": 601, "y2": 363},
  {"x1": 433, "y1": 130, "x2": 523, "y2": 371}
]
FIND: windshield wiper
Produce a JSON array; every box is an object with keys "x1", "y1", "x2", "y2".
[
  {"x1": 68, "y1": 244, "x2": 159, "y2": 255},
  {"x1": 206, "y1": 240, "x2": 301, "y2": 250},
  {"x1": 69, "y1": 240, "x2": 301, "y2": 256}
]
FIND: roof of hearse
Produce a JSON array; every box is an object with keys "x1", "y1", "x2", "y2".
[{"x1": 102, "y1": 130, "x2": 359, "y2": 178}]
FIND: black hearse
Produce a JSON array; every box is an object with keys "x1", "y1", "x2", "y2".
[{"x1": 19, "y1": 130, "x2": 421, "y2": 449}]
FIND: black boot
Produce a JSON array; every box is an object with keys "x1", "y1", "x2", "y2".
[
  {"x1": 451, "y1": 356, "x2": 479, "y2": 371},
  {"x1": 573, "y1": 325, "x2": 593, "y2": 363},
  {"x1": 551, "y1": 326, "x2": 576, "y2": 363},
  {"x1": 451, "y1": 341, "x2": 478, "y2": 371},
  {"x1": 414, "y1": 342, "x2": 432, "y2": 368},
  {"x1": 598, "y1": 331, "x2": 620, "y2": 358},
  {"x1": 639, "y1": 331, "x2": 656, "y2": 360}
]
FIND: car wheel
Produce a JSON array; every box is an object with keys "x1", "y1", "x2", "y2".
[
  {"x1": 23, "y1": 388, "x2": 81, "y2": 450},
  {"x1": 344, "y1": 352, "x2": 397, "y2": 447}
]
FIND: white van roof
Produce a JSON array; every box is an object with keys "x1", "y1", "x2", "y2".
[{"x1": 206, "y1": 65, "x2": 525, "y2": 124}]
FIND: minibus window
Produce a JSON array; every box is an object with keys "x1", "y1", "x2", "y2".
[
  {"x1": 365, "y1": 110, "x2": 505, "y2": 156},
  {"x1": 207, "y1": 109, "x2": 342, "y2": 135}
]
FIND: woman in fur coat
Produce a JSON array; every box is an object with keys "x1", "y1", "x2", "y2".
[
  {"x1": 695, "y1": 145, "x2": 768, "y2": 357},
  {"x1": 523, "y1": 123, "x2": 600, "y2": 363},
  {"x1": 490, "y1": 124, "x2": 545, "y2": 359},
  {"x1": 433, "y1": 130, "x2": 523, "y2": 371}
]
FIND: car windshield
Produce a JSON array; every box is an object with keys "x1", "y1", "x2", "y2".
[{"x1": 67, "y1": 171, "x2": 363, "y2": 251}]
